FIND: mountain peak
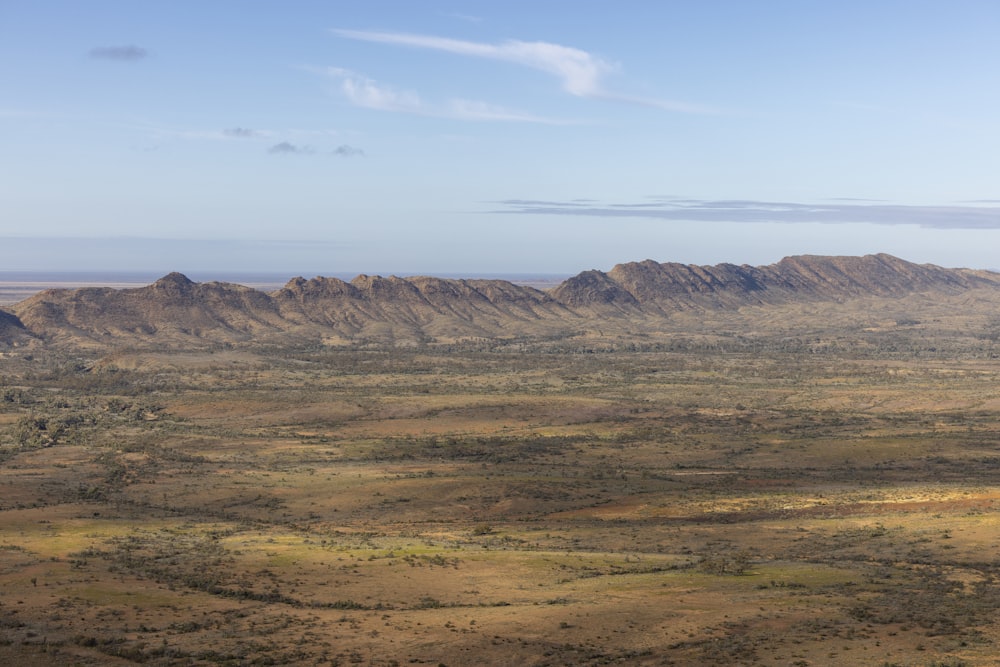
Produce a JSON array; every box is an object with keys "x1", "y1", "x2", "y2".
[{"x1": 152, "y1": 272, "x2": 196, "y2": 293}]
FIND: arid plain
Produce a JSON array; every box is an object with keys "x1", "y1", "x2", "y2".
[{"x1": 2, "y1": 255, "x2": 1000, "y2": 666}]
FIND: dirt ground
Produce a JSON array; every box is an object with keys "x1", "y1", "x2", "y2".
[{"x1": 2, "y1": 324, "x2": 1000, "y2": 664}]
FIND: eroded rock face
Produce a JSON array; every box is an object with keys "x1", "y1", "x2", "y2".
[{"x1": 8, "y1": 255, "x2": 1000, "y2": 349}]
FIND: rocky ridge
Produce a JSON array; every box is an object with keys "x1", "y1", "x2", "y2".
[{"x1": 4, "y1": 254, "x2": 999, "y2": 349}]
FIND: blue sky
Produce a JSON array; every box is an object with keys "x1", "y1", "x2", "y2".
[{"x1": 2, "y1": 1, "x2": 1000, "y2": 275}]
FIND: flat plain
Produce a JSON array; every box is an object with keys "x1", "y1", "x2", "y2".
[{"x1": 2, "y1": 287, "x2": 1000, "y2": 665}]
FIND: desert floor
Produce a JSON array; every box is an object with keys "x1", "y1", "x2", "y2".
[{"x1": 2, "y1": 326, "x2": 999, "y2": 665}]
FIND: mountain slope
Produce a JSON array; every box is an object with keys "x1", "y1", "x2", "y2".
[
  {"x1": 270, "y1": 274, "x2": 574, "y2": 343},
  {"x1": 554, "y1": 253, "x2": 1000, "y2": 312},
  {"x1": 9, "y1": 254, "x2": 1000, "y2": 349},
  {"x1": 12, "y1": 273, "x2": 287, "y2": 348}
]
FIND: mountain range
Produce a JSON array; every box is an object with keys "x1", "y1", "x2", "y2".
[{"x1": 3, "y1": 254, "x2": 999, "y2": 349}]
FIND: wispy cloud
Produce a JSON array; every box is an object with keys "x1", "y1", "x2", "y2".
[
  {"x1": 593, "y1": 91, "x2": 719, "y2": 115},
  {"x1": 267, "y1": 141, "x2": 363, "y2": 157},
  {"x1": 331, "y1": 29, "x2": 716, "y2": 114},
  {"x1": 125, "y1": 124, "x2": 258, "y2": 142},
  {"x1": 441, "y1": 12, "x2": 483, "y2": 24},
  {"x1": 332, "y1": 29, "x2": 609, "y2": 96},
  {"x1": 447, "y1": 99, "x2": 575, "y2": 123},
  {"x1": 223, "y1": 127, "x2": 259, "y2": 138},
  {"x1": 494, "y1": 198, "x2": 1000, "y2": 230},
  {"x1": 332, "y1": 144, "x2": 364, "y2": 157},
  {"x1": 268, "y1": 141, "x2": 314, "y2": 155},
  {"x1": 89, "y1": 45, "x2": 148, "y2": 62},
  {"x1": 329, "y1": 67, "x2": 423, "y2": 113},
  {"x1": 324, "y1": 66, "x2": 574, "y2": 124}
]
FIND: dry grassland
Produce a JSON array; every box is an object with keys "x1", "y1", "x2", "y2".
[{"x1": 2, "y1": 317, "x2": 1000, "y2": 665}]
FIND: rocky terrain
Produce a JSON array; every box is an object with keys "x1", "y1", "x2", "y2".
[{"x1": 3, "y1": 253, "x2": 999, "y2": 349}]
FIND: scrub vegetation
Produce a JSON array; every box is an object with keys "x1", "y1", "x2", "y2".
[{"x1": 2, "y1": 288, "x2": 1000, "y2": 665}]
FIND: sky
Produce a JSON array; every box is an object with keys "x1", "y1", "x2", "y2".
[{"x1": 3, "y1": 0, "x2": 1000, "y2": 276}]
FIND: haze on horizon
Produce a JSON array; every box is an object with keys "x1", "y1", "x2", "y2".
[{"x1": 2, "y1": 1, "x2": 1000, "y2": 275}]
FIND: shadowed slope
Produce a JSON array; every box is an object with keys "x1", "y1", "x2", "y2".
[{"x1": 0, "y1": 308, "x2": 30, "y2": 347}]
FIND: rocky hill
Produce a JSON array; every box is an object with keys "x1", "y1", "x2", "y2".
[
  {"x1": 552, "y1": 253, "x2": 998, "y2": 313},
  {"x1": 4, "y1": 254, "x2": 1000, "y2": 349}
]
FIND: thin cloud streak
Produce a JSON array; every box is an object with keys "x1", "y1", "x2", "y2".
[
  {"x1": 331, "y1": 29, "x2": 715, "y2": 114},
  {"x1": 596, "y1": 91, "x2": 721, "y2": 115},
  {"x1": 494, "y1": 198, "x2": 1000, "y2": 230},
  {"x1": 332, "y1": 29, "x2": 609, "y2": 97},
  {"x1": 89, "y1": 45, "x2": 148, "y2": 61},
  {"x1": 325, "y1": 67, "x2": 576, "y2": 124},
  {"x1": 440, "y1": 12, "x2": 484, "y2": 24},
  {"x1": 447, "y1": 99, "x2": 575, "y2": 124}
]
